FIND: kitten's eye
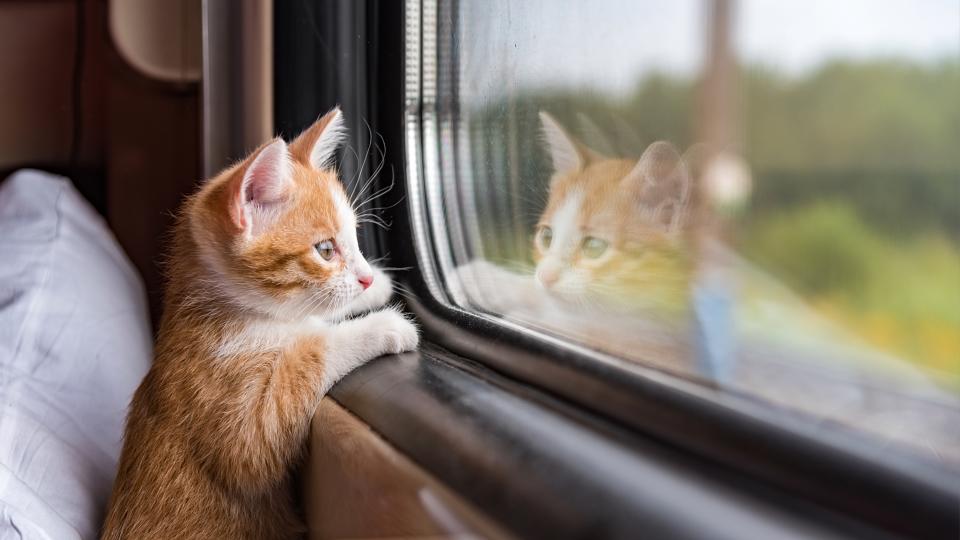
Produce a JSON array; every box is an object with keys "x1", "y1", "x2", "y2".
[
  {"x1": 315, "y1": 239, "x2": 337, "y2": 261},
  {"x1": 581, "y1": 236, "x2": 608, "y2": 259},
  {"x1": 536, "y1": 226, "x2": 553, "y2": 251}
]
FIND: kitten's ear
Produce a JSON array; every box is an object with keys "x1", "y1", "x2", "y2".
[
  {"x1": 623, "y1": 141, "x2": 692, "y2": 233},
  {"x1": 289, "y1": 107, "x2": 347, "y2": 171},
  {"x1": 230, "y1": 138, "x2": 292, "y2": 235},
  {"x1": 539, "y1": 111, "x2": 587, "y2": 174}
]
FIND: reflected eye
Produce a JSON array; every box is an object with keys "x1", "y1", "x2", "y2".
[
  {"x1": 581, "y1": 236, "x2": 608, "y2": 259},
  {"x1": 536, "y1": 226, "x2": 553, "y2": 251},
  {"x1": 315, "y1": 239, "x2": 337, "y2": 261}
]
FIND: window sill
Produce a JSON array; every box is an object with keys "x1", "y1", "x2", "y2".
[{"x1": 325, "y1": 342, "x2": 888, "y2": 540}]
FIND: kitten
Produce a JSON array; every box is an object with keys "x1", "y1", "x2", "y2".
[
  {"x1": 455, "y1": 112, "x2": 697, "y2": 368},
  {"x1": 101, "y1": 108, "x2": 418, "y2": 540},
  {"x1": 460, "y1": 113, "x2": 696, "y2": 315},
  {"x1": 531, "y1": 112, "x2": 696, "y2": 319}
]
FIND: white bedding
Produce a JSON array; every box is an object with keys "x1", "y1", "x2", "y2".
[{"x1": 0, "y1": 170, "x2": 152, "y2": 540}]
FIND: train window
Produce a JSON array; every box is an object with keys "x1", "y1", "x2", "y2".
[{"x1": 406, "y1": 0, "x2": 960, "y2": 468}]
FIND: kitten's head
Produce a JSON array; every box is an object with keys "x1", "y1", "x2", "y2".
[
  {"x1": 533, "y1": 112, "x2": 694, "y2": 311},
  {"x1": 191, "y1": 108, "x2": 373, "y2": 319}
]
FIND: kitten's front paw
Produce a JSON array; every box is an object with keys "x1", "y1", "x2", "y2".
[{"x1": 370, "y1": 307, "x2": 419, "y2": 355}]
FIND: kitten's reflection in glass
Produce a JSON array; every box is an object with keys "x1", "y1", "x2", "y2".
[
  {"x1": 532, "y1": 112, "x2": 694, "y2": 321},
  {"x1": 457, "y1": 112, "x2": 705, "y2": 373}
]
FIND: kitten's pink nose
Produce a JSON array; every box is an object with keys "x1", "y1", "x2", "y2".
[
  {"x1": 537, "y1": 267, "x2": 560, "y2": 288},
  {"x1": 358, "y1": 273, "x2": 374, "y2": 290}
]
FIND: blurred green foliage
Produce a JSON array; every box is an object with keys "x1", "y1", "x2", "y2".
[
  {"x1": 742, "y1": 204, "x2": 960, "y2": 382},
  {"x1": 743, "y1": 203, "x2": 884, "y2": 298}
]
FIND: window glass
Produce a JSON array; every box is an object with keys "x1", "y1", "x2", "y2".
[{"x1": 419, "y1": 0, "x2": 960, "y2": 467}]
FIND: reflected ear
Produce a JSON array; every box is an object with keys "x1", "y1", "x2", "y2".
[
  {"x1": 623, "y1": 141, "x2": 691, "y2": 232},
  {"x1": 289, "y1": 107, "x2": 347, "y2": 171},
  {"x1": 539, "y1": 111, "x2": 586, "y2": 174},
  {"x1": 230, "y1": 138, "x2": 292, "y2": 235}
]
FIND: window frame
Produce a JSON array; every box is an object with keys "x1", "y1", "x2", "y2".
[
  {"x1": 397, "y1": 0, "x2": 960, "y2": 536},
  {"x1": 272, "y1": 0, "x2": 960, "y2": 537}
]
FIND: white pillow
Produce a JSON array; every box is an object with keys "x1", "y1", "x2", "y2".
[{"x1": 0, "y1": 170, "x2": 152, "y2": 540}]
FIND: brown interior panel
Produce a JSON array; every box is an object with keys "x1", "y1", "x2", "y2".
[
  {"x1": 0, "y1": 1, "x2": 76, "y2": 168},
  {"x1": 0, "y1": 0, "x2": 203, "y2": 324},
  {"x1": 304, "y1": 399, "x2": 509, "y2": 540}
]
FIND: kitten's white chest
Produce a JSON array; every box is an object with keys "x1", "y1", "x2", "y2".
[{"x1": 215, "y1": 317, "x2": 330, "y2": 358}]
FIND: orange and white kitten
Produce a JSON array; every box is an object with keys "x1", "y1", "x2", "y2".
[
  {"x1": 459, "y1": 112, "x2": 694, "y2": 319},
  {"x1": 455, "y1": 112, "x2": 696, "y2": 368},
  {"x1": 101, "y1": 108, "x2": 418, "y2": 540},
  {"x1": 531, "y1": 112, "x2": 695, "y2": 318}
]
